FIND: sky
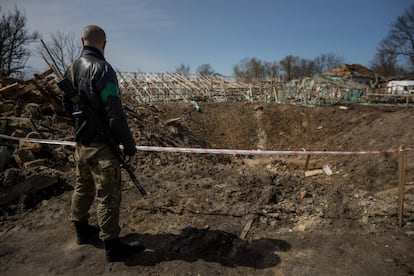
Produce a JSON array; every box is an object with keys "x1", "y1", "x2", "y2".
[{"x1": 1, "y1": 0, "x2": 413, "y2": 76}]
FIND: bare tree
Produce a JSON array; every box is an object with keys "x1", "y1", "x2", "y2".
[
  {"x1": 233, "y1": 58, "x2": 281, "y2": 82},
  {"x1": 378, "y1": 4, "x2": 414, "y2": 69},
  {"x1": 263, "y1": 61, "x2": 279, "y2": 79},
  {"x1": 279, "y1": 55, "x2": 299, "y2": 81},
  {"x1": 370, "y1": 50, "x2": 404, "y2": 77},
  {"x1": 40, "y1": 31, "x2": 81, "y2": 74},
  {"x1": 233, "y1": 57, "x2": 266, "y2": 82},
  {"x1": 236, "y1": 54, "x2": 338, "y2": 82},
  {"x1": 0, "y1": 5, "x2": 40, "y2": 77},
  {"x1": 314, "y1": 53, "x2": 344, "y2": 74},
  {"x1": 196, "y1": 63, "x2": 215, "y2": 75},
  {"x1": 233, "y1": 58, "x2": 248, "y2": 81},
  {"x1": 296, "y1": 58, "x2": 317, "y2": 78},
  {"x1": 175, "y1": 63, "x2": 191, "y2": 76},
  {"x1": 280, "y1": 55, "x2": 324, "y2": 80}
]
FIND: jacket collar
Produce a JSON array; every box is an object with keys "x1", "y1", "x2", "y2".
[{"x1": 82, "y1": 46, "x2": 105, "y2": 61}]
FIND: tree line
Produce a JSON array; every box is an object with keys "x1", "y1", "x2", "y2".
[{"x1": 1, "y1": 4, "x2": 414, "y2": 81}]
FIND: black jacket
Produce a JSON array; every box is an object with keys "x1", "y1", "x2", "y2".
[{"x1": 62, "y1": 46, "x2": 136, "y2": 155}]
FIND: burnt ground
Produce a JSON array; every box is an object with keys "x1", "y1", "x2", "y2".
[{"x1": 1, "y1": 102, "x2": 414, "y2": 275}]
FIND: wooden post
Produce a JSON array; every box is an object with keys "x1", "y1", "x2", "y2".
[
  {"x1": 398, "y1": 144, "x2": 406, "y2": 227},
  {"x1": 273, "y1": 86, "x2": 278, "y2": 103},
  {"x1": 304, "y1": 155, "x2": 311, "y2": 171}
]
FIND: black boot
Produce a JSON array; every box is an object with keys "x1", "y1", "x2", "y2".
[
  {"x1": 104, "y1": 238, "x2": 145, "y2": 262},
  {"x1": 74, "y1": 221, "x2": 100, "y2": 245}
]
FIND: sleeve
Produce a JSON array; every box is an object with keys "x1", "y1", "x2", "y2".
[{"x1": 95, "y1": 64, "x2": 136, "y2": 155}]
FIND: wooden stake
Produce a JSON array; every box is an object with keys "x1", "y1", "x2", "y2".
[
  {"x1": 398, "y1": 144, "x2": 406, "y2": 227},
  {"x1": 240, "y1": 217, "x2": 254, "y2": 240},
  {"x1": 304, "y1": 155, "x2": 311, "y2": 171}
]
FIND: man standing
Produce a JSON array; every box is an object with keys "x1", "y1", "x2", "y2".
[{"x1": 62, "y1": 25, "x2": 143, "y2": 262}]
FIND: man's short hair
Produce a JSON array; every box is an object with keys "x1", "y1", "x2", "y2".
[{"x1": 82, "y1": 25, "x2": 106, "y2": 45}]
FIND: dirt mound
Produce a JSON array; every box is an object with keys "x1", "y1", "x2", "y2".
[{"x1": 1, "y1": 102, "x2": 414, "y2": 275}]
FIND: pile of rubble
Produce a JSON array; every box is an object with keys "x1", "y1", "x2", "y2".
[
  {"x1": 0, "y1": 68, "x2": 215, "y2": 211},
  {"x1": 0, "y1": 69, "x2": 62, "y2": 117},
  {"x1": 0, "y1": 70, "x2": 73, "y2": 210}
]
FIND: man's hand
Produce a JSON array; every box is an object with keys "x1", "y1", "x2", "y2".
[
  {"x1": 122, "y1": 144, "x2": 136, "y2": 163},
  {"x1": 123, "y1": 154, "x2": 132, "y2": 164}
]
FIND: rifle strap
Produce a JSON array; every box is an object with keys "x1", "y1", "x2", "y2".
[{"x1": 69, "y1": 62, "x2": 81, "y2": 104}]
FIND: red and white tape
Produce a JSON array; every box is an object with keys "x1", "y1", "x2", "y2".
[
  {"x1": 0, "y1": 133, "x2": 409, "y2": 156},
  {"x1": 135, "y1": 145, "x2": 403, "y2": 156}
]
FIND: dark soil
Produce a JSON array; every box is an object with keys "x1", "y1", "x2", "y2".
[{"x1": 1, "y1": 102, "x2": 414, "y2": 275}]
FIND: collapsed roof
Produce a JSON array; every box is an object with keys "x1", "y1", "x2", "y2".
[{"x1": 323, "y1": 64, "x2": 378, "y2": 79}]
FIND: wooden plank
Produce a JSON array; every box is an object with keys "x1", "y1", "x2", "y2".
[
  {"x1": 5, "y1": 83, "x2": 37, "y2": 100},
  {"x1": 164, "y1": 118, "x2": 181, "y2": 125},
  {"x1": 305, "y1": 169, "x2": 324, "y2": 177},
  {"x1": 398, "y1": 144, "x2": 406, "y2": 227},
  {"x1": 38, "y1": 68, "x2": 54, "y2": 79},
  {"x1": 149, "y1": 73, "x2": 175, "y2": 100},
  {"x1": 0, "y1": 110, "x2": 15, "y2": 117},
  {"x1": 240, "y1": 217, "x2": 254, "y2": 240},
  {"x1": 365, "y1": 93, "x2": 414, "y2": 97},
  {"x1": 0, "y1": 83, "x2": 19, "y2": 94}
]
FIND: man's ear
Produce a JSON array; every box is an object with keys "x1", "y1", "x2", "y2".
[{"x1": 81, "y1": 37, "x2": 85, "y2": 46}]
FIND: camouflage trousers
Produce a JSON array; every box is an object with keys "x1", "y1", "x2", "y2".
[{"x1": 70, "y1": 143, "x2": 121, "y2": 241}]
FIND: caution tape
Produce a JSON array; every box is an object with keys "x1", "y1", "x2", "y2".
[
  {"x1": 0, "y1": 133, "x2": 410, "y2": 156},
  {"x1": 135, "y1": 145, "x2": 403, "y2": 156},
  {"x1": 0, "y1": 134, "x2": 76, "y2": 147}
]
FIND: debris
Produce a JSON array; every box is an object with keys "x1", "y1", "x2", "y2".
[
  {"x1": 12, "y1": 149, "x2": 36, "y2": 166},
  {"x1": 19, "y1": 139, "x2": 42, "y2": 153},
  {"x1": 0, "y1": 82, "x2": 19, "y2": 94},
  {"x1": 0, "y1": 69, "x2": 62, "y2": 116},
  {"x1": 322, "y1": 165, "x2": 333, "y2": 175},
  {"x1": 0, "y1": 146, "x2": 11, "y2": 172},
  {"x1": 164, "y1": 118, "x2": 182, "y2": 125},
  {"x1": 0, "y1": 171, "x2": 61, "y2": 207},
  {"x1": 2, "y1": 168, "x2": 22, "y2": 188},
  {"x1": 23, "y1": 159, "x2": 47, "y2": 168},
  {"x1": 240, "y1": 217, "x2": 255, "y2": 240},
  {"x1": 0, "y1": 180, "x2": 31, "y2": 206},
  {"x1": 305, "y1": 169, "x2": 324, "y2": 177},
  {"x1": 300, "y1": 190, "x2": 312, "y2": 199},
  {"x1": 405, "y1": 231, "x2": 414, "y2": 237},
  {"x1": 254, "y1": 105, "x2": 263, "y2": 111},
  {"x1": 191, "y1": 100, "x2": 201, "y2": 112},
  {"x1": 323, "y1": 64, "x2": 377, "y2": 79}
]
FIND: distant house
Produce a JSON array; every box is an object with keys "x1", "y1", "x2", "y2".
[
  {"x1": 381, "y1": 71, "x2": 414, "y2": 94},
  {"x1": 387, "y1": 80, "x2": 414, "y2": 94},
  {"x1": 323, "y1": 64, "x2": 380, "y2": 87}
]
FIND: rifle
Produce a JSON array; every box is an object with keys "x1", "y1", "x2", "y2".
[{"x1": 41, "y1": 40, "x2": 146, "y2": 196}]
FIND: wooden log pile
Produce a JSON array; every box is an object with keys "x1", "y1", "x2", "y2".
[
  {"x1": 0, "y1": 69, "x2": 63, "y2": 117},
  {"x1": 0, "y1": 70, "x2": 73, "y2": 209},
  {"x1": 0, "y1": 70, "x2": 72, "y2": 159}
]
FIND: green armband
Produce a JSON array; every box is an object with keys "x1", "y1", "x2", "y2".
[{"x1": 100, "y1": 82, "x2": 119, "y2": 102}]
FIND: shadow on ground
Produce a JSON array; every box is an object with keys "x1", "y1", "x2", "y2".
[{"x1": 121, "y1": 227, "x2": 291, "y2": 268}]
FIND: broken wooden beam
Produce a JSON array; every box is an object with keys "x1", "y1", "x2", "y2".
[{"x1": 0, "y1": 82, "x2": 19, "y2": 95}]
